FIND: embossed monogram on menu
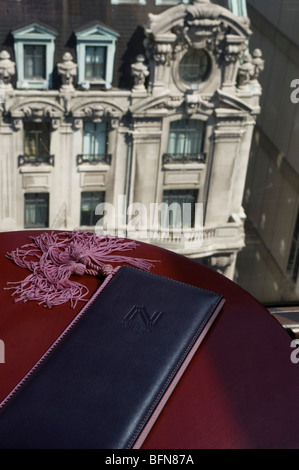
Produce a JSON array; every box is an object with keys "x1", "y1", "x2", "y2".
[{"x1": 121, "y1": 305, "x2": 163, "y2": 333}]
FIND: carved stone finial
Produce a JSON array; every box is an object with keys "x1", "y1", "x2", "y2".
[
  {"x1": 237, "y1": 53, "x2": 254, "y2": 89},
  {"x1": 131, "y1": 54, "x2": 149, "y2": 92},
  {"x1": 251, "y1": 48, "x2": 264, "y2": 81},
  {"x1": 0, "y1": 50, "x2": 15, "y2": 90},
  {"x1": 57, "y1": 52, "x2": 77, "y2": 91}
]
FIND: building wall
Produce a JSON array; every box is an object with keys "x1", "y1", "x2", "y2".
[
  {"x1": 235, "y1": 0, "x2": 299, "y2": 303},
  {"x1": 0, "y1": 0, "x2": 262, "y2": 280},
  {"x1": 0, "y1": 0, "x2": 229, "y2": 90}
]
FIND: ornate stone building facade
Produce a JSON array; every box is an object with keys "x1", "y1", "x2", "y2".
[{"x1": 0, "y1": 0, "x2": 263, "y2": 279}]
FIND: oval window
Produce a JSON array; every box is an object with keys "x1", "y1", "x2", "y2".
[{"x1": 179, "y1": 48, "x2": 211, "y2": 84}]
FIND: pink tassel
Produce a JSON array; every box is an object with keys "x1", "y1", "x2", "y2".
[{"x1": 4, "y1": 231, "x2": 156, "y2": 308}]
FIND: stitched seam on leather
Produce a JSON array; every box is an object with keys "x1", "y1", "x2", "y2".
[{"x1": 123, "y1": 265, "x2": 222, "y2": 299}]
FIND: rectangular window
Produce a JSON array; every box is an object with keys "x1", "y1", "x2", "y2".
[
  {"x1": 85, "y1": 46, "x2": 106, "y2": 80},
  {"x1": 79, "y1": 122, "x2": 110, "y2": 164},
  {"x1": 80, "y1": 191, "x2": 105, "y2": 226},
  {"x1": 24, "y1": 45, "x2": 46, "y2": 79},
  {"x1": 24, "y1": 193, "x2": 49, "y2": 228},
  {"x1": 287, "y1": 209, "x2": 299, "y2": 283},
  {"x1": 83, "y1": 122, "x2": 107, "y2": 156},
  {"x1": 162, "y1": 189, "x2": 198, "y2": 229},
  {"x1": 167, "y1": 119, "x2": 205, "y2": 162},
  {"x1": 23, "y1": 122, "x2": 51, "y2": 164}
]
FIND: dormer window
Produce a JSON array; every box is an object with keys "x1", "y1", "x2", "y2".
[
  {"x1": 75, "y1": 23, "x2": 119, "y2": 88},
  {"x1": 12, "y1": 23, "x2": 58, "y2": 89}
]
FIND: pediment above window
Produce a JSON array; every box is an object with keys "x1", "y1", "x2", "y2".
[
  {"x1": 217, "y1": 89, "x2": 257, "y2": 114},
  {"x1": 75, "y1": 22, "x2": 119, "y2": 41},
  {"x1": 12, "y1": 23, "x2": 58, "y2": 40},
  {"x1": 130, "y1": 91, "x2": 214, "y2": 118}
]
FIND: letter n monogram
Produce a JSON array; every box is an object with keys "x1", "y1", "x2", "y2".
[{"x1": 124, "y1": 305, "x2": 163, "y2": 328}]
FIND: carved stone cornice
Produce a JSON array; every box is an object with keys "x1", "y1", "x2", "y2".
[
  {"x1": 9, "y1": 98, "x2": 64, "y2": 130},
  {"x1": 71, "y1": 100, "x2": 124, "y2": 129},
  {"x1": 130, "y1": 92, "x2": 185, "y2": 116}
]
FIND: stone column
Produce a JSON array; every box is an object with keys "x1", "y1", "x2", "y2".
[
  {"x1": 146, "y1": 39, "x2": 173, "y2": 95},
  {"x1": 222, "y1": 35, "x2": 247, "y2": 93},
  {"x1": 0, "y1": 123, "x2": 17, "y2": 230},
  {"x1": 205, "y1": 111, "x2": 246, "y2": 225},
  {"x1": 127, "y1": 122, "x2": 162, "y2": 239},
  {"x1": 44, "y1": 116, "x2": 77, "y2": 230},
  {"x1": 231, "y1": 117, "x2": 256, "y2": 216}
]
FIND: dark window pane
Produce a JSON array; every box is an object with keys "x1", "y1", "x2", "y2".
[
  {"x1": 179, "y1": 48, "x2": 210, "y2": 83},
  {"x1": 83, "y1": 122, "x2": 107, "y2": 157},
  {"x1": 162, "y1": 189, "x2": 198, "y2": 228},
  {"x1": 24, "y1": 122, "x2": 50, "y2": 156},
  {"x1": 167, "y1": 119, "x2": 205, "y2": 156},
  {"x1": 80, "y1": 191, "x2": 105, "y2": 226},
  {"x1": 24, "y1": 45, "x2": 46, "y2": 79},
  {"x1": 85, "y1": 46, "x2": 106, "y2": 80},
  {"x1": 24, "y1": 193, "x2": 49, "y2": 228}
]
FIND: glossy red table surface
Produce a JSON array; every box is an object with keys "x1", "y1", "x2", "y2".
[{"x1": 0, "y1": 230, "x2": 299, "y2": 449}]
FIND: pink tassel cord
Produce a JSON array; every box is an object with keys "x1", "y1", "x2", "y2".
[{"x1": 4, "y1": 231, "x2": 156, "y2": 308}]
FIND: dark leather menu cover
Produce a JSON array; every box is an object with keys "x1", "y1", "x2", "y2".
[{"x1": 0, "y1": 265, "x2": 225, "y2": 449}]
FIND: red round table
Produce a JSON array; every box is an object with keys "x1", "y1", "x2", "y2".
[{"x1": 0, "y1": 230, "x2": 299, "y2": 449}]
